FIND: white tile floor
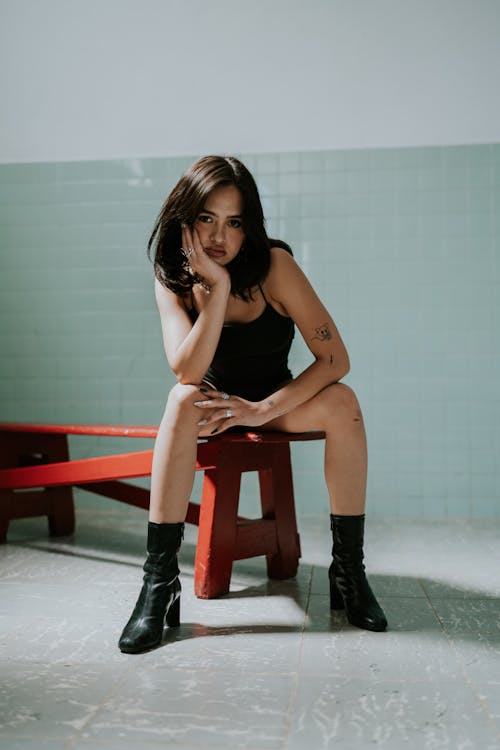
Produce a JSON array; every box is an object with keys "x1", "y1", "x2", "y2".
[{"x1": 1, "y1": 508, "x2": 499, "y2": 749}]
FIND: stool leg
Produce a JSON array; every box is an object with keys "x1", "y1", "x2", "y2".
[
  {"x1": 259, "y1": 444, "x2": 301, "y2": 580},
  {"x1": 194, "y1": 458, "x2": 241, "y2": 599}
]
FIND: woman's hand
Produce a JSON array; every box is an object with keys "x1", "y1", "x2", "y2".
[
  {"x1": 181, "y1": 224, "x2": 230, "y2": 289},
  {"x1": 194, "y1": 390, "x2": 268, "y2": 435}
]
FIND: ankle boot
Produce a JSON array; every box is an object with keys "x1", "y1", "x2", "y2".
[
  {"x1": 118, "y1": 521, "x2": 184, "y2": 653},
  {"x1": 328, "y1": 513, "x2": 387, "y2": 632}
]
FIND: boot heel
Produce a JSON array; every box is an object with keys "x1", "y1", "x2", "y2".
[
  {"x1": 165, "y1": 595, "x2": 180, "y2": 627},
  {"x1": 329, "y1": 580, "x2": 345, "y2": 610}
]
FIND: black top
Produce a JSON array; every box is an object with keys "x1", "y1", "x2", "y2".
[{"x1": 187, "y1": 285, "x2": 295, "y2": 401}]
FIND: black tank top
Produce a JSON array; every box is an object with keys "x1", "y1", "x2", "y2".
[{"x1": 187, "y1": 285, "x2": 294, "y2": 401}]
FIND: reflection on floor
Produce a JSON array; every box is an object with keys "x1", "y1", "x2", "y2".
[{"x1": 1, "y1": 509, "x2": 499, "y2": 749}]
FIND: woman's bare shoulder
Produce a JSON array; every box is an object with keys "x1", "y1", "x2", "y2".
[
  {"x1": 266, "y1": 245, "x2": 302, "y2": 287},
  {"x1": 262, "y1": 246, "x2": 302, "y2": 314},
  {"x1": 154, "y1": 277, "x2": 191, "y2": 315}
]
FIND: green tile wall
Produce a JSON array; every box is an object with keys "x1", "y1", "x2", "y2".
[{"x1": 1, "y1": 145, "x2": 499, "y2": 518}]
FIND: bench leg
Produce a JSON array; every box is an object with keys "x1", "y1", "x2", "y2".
[
  {"x1": 259, "y1": 444, "x2": 301, "y2": 580},
  {"x1": 47, "y1": 486, "x2": 76, "y2": 537},
  {"x1": 194, "y1": 460, "x2": 242, "y2": 599},
  {"x1": 0, "y1": 491, "x2": 10, "y2": 543},
  {"x1": 0, "y1": 432, "x2": 75, "y2": 543}
]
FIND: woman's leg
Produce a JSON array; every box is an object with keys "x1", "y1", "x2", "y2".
[
  {"x1": 149, "y1": 383, "x2": 204, "y2": 523},
  {"x1": 119, "y1": 382, "x2": 220, "y2": 653},
  {"x1": 149, "y1": 382, "x2": 221, "y2": 522},
  {"x1": 262, "y1": 382, "x2": 387, "y2": 631},
  {"x1": 262, "y1": 382, "x2": 367, "y2": 515}
]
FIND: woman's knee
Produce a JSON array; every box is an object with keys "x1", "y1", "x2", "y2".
[
  {"x1": 165, "y1": 382, "x2": 204, "y2": 416},
  {"x1": 320, "y1": 382, "x2": 363, "y2": 421}
]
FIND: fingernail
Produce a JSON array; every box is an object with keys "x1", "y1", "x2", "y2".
[
  {"x1": 211, "y1": 427, "x2": 219, "y2": 434},
  {"x1": 193, "y1": 401, "x2": 204, "y2": 407},
  {"x1": 197, "y1": 419, "x2": 208, "y2": 426}
]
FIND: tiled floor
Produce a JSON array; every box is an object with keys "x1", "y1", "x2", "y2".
[{"x1": 1, "y1": 509, "x2": 499, "y2": 749}]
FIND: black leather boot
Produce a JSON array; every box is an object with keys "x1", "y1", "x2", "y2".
[
  {"x1": 329, "y1": 513, "x2": 387, "y2": 632},
  {"x1": 118, "y1": 521, "x2": 184, "y2": 653}
]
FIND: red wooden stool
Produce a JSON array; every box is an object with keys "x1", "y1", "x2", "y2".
[{"x1": 0, "y1": 423, "x2": 325, "y2": 598}]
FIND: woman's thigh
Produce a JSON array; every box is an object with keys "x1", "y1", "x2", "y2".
[{"x1": 259, "y1": 382, "x2": 359, "y2": 434}]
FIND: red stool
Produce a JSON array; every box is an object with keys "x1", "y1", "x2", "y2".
[{"x1": 0, "y1": 423, "x2": 325, "y2": 598}]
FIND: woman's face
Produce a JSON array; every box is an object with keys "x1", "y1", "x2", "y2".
[{"x1": 193, "y1": 184, "x2": 245, "y2": 265}]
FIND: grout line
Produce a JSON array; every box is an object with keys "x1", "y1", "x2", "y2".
[
  {"x1": 280, "y1": 564, "x2": 313, "y2": 749},
  {"x1": 61, "y1": 652, "x2": 141, "y2": 750},
  {"x1": 420, "y1": 578, "x2": 500, "y2": 736}
]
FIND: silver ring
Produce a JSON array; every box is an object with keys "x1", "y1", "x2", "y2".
[
  {"x1": 221, "y1": 392, "x2": 230, "y2": 400},
  {"x1": 226, "y1": 409, "x2": 232, "y2": 418}
]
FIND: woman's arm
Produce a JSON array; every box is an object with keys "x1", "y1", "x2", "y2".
[
  {"x1": 155, "y1": 275, "x2": 230, "y2": 384},
  {"x1": 155, "y1": 224, "x2": 232, "y2": 384},
  {"x1": 194, "y1": 246, "x2": 350, "y2": 430},
  {"x1": 258, "y1": 246, "x2": 350, "y2": 420}
]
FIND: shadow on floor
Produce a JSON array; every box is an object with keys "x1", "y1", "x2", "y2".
[{"x1": 5, "y1": 515, "x2": 498, "y2": 656}]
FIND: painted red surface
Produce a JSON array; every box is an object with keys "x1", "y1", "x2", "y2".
[{"x1": 0, "y1": 422, "x2": 325, "y2": 598}]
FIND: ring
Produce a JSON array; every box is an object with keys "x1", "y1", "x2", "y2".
[
  {"x1": 226, "y1": 409, "x2": 232, "y2": 418},
  {"x1": 221, "y1": 392, "x2": 230, "y2": 400}
]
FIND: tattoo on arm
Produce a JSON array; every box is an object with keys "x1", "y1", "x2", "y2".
[
  {"x1": 311, "y1": 323, "x2": 332, "y2": 342},
  {"x1": 267, "y1": 399, "x2": 285, "y2": 417}
]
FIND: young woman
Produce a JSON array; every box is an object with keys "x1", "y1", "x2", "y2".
[{"x1": 118, "y1": 155, "x2": 387, "y2": 653}]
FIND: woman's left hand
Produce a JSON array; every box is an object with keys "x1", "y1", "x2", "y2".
[{"x1": 194, "y1": 390, "x2": 268, "y2": 434}]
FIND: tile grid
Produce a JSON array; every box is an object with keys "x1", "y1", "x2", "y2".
[
  {"x1": 1, "y1": 514, "x2": 500, "y2": 747},
  {"x1": 419, "y1": 578, "x2": 500, "y2": 738},
  {"x1": 0, "y1": 145, "x2": 499, "y2": 518}
]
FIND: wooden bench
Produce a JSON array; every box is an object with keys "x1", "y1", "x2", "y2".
[{"x1": 0, "y1": 422, "x2": 325, "y2": 598}]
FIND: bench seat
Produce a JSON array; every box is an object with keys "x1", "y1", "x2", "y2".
[{"x1": 0, "y1": 422, "x2": 325, "y2": 598}]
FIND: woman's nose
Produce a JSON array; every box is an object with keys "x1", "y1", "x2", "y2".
[{"x1": 210, "y1": 223, "x2": 225, "y2": 243}]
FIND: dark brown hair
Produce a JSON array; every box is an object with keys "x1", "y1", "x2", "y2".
[{"x1": 147, "y1": 155, "x2": 292, "y2": 301}]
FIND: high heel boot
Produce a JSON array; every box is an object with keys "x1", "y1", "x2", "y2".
[
  {"x1": 328, "y1": 513, "x2": 387, "y2": 632},
  {"x1": 118, "y1": 521, "x2": 184, "y2": 653}
]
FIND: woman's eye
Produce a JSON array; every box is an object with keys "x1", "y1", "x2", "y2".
[
  {"x1": 198, "y1": 215, "x2": 212, "y2": 223},
  {"x1": 229, "y1": 219, "x2": 241, "y2": 228}
]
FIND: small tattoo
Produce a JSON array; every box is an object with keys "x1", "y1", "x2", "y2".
[
  {"x1": 268, "y1": 399, "x2": 285, "y2": 417},
  {"x1": 311, "y1": 323, "x2": 332, "y2": 342},
  {"x1": 329, "y1": 354, "x2": 334, "y2": 365}
]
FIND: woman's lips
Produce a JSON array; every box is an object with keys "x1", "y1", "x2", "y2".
[{"x1": 205, "y1": 246, "x2": 226, "y2": 257}]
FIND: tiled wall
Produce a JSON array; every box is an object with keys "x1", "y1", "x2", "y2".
[{"x1": 1, "y1": 145, "x2": 499, "y2": 518}]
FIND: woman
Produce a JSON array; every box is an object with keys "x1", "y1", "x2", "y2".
[{"x1": 118, "y1": 155, "x2": 387, "y2": 653}]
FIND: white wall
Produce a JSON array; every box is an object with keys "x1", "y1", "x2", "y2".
[{"x1": 1, "y1": 0, "x2": 499, "y2": 163}]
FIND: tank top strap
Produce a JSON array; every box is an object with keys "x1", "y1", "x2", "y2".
[{"x1": 257, "y1": 283, "x2": 268, "y2": 304}]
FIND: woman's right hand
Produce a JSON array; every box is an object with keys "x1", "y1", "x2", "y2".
[{"x1": 181, "y1": 224, "x2": 230, "y2": 290}]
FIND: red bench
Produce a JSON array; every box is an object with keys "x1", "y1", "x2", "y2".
[{"x1": 0, "y1": 423, "x2": 325, "y2": 598}]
